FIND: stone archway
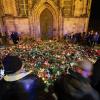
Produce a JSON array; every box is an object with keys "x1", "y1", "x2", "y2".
[
  {"x1": 40, "y1": 8, "x2": 53, "y2": 40},
  {"x1": 30, "y1": 0, "x2": 62, "y2": 40}
]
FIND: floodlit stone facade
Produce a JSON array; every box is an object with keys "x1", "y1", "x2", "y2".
[{"x1": 0, "y1": 0, "x2": 92, "y2": 40}]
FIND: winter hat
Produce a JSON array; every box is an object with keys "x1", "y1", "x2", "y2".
[{"x1": 2, "y1": 55, "x2": 22, "y2": 74}]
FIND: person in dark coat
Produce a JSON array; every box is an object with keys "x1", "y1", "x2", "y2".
[
  {"x1": 11, "y1": 32, "x2": 19, "y2": 44},
  {"x1": 0, "y1": 55, "x2": 49, "y2": 100},
  {"x1": 91, "y1": 57, "x2": 100, "y2": 95},
  {"x1": 54, "y1": 59, "x2": 99, "y2": 100}
]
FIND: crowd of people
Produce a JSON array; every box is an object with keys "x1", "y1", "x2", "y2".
[
  {"x1": 0, "y1": 55, "x2": 100, "y2": 100},
  {"x1": 0, "y1": 30, "x2": 100, "y2": 47},
  {"x1": 64, "y1": 31, "x2": 100, "y2": 47},
  {"x1": 0, "y1": 31, "x2": 100, "y2": 100},
  {"x1": 54, "y1": 58, "x2": 100, "y2": 100}
]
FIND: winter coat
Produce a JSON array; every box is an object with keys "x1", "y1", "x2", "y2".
[
  {"x1": 54, "y1": 69, "x2": 99, "y2": 100},
  {"x1": 0, "y1": 72, "x2": 45, "y2": 100}
]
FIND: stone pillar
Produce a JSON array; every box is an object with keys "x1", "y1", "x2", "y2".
[
  {"x1": 87, "y1": 0, "x2": 92, "y2": 16},
  {"x1": 11, "y1": 0, "x2": 17, "y2": 16},
  {"x1": 28, "y1": 0, "x2": 33, "y2": 36},
  {"x1": 74, "y1": 0, "x2": 83, "y2": 17},
  {"x1": 2, "y1": 0, "x2": 17, "y2": 16},
  {"x1": 28, "y1": 0, "x2": 33, "y2": 16},
  {"x1": 83, "y1": 0, "x2": 87, "y2": 15},
  {"x1": 3, "y1": 0, "x2": 11, "y2": 14},
  {"x1": 59, "y1": 9, "x2": 63, "y2": 39}
]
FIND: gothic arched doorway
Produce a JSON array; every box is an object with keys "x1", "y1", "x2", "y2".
[{"x1": 40, "y1": 8, "x2": 53, "y2": 40}]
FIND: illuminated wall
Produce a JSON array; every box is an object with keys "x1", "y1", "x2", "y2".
[{"x1": 0, "y1": 0, "x2": 92, "y2": 40}]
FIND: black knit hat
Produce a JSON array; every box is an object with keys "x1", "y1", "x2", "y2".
[{"x1": 2, "y1": 55, "x2": 22, "y2": 74}]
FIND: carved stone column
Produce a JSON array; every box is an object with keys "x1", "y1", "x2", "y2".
[
  {"x1": 83, "y1": 0, "x2": 87, "y2": 15},
  {"x1": 28, "y1": 0, "x2": 33, "y2": 16},
  {"x1": 74, "y1": 0, "x2": 83, "y2": 17},
  {"x1": 11, "y1": 0, "x2": 17, "y2": 16},
  {"x1": 2, "y1": 0, "x2": 17, "y2": 16},
  {"x1": 2, "y1": 0, "x2": 11, "y2": 14}
]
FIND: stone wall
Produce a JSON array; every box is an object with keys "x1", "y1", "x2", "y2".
[
  {"x1": 4, "y1": 17, "x2": 15, "y2": 34},
  {"x1": 2, "y1": 0, "x2": 17, "y2": 16},
  {"x1": 3, "y1": 17, "x2": 32, "y2": 41},
  {"x1": 63, "y1": 18, "x2": 88, "y2": 34},
  {"x1": 15, "y1": 18, "x2": 30, "y2": 34},
  {"x1": 15, "y1": 18, "x2": 31, "y2": 40},
  {"x1": 4, "y1": 17, "x2": 30, "y2": 36},
  {"x1": 0, "y1": 0, "x2": 92, "y2": 40}
]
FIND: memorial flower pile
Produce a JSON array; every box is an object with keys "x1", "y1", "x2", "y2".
[{"x1": 0, "y1": 40, "x2": 98, "y2": 86}]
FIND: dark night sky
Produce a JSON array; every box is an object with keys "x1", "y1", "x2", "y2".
[{"x1": 89, "y1": 0, "x2": 100, "y2": 31}]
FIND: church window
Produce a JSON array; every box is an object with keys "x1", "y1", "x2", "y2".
[
  {"x1": 63, "y1": 0, "x2": 73, "y2": 17},
  {"x1": 16, "y1": 0, "x2": 28, "y2": 17},
  {"x1": 32, "y1": 0, "x2": 36, "y2": 6}
]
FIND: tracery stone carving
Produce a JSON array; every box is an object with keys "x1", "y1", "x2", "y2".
[
  {"x1": 74, "y1": 0, "x2": 83, "y2": 17},
  {"x1": 62, "y1": 0, "x2": 73, "y2": 17}
]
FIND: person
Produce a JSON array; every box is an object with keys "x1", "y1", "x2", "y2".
[
  {"x1": 0, "y1": 32, "x2": 2, "y2": 45},
  {"x1": 91, "y1": 57, "x2": 100, "y2": 95},
  {"x1": 54, "y1": 58, "x2": 99, "y2": 100},
  {"x1": 11, "y1": 32, "x2": 19, "y2": 44},
  {"x1": 0, "y1": 55, "x2": 48, "y2": 100},
  {"x1": 93, "y1": 32, "x2": 100, "y2": 46},
  {"x1": 0, "y1": 61, "x2": 4, "y2": 80}
]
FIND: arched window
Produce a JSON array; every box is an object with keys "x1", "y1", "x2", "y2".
[
  {"x1": 16, "y1": 0, "x2": 28, "y2": 17},
  {"x1": 63, "y1": 0, "x2": 73, "y2": 17},
  {"x1": 32, "y1": 0, "x2": 36, "y2": 6}
]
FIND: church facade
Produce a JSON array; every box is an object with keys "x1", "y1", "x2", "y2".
[{"x1": 0, "y1": 0, "x2": 92, "y2": 40}]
